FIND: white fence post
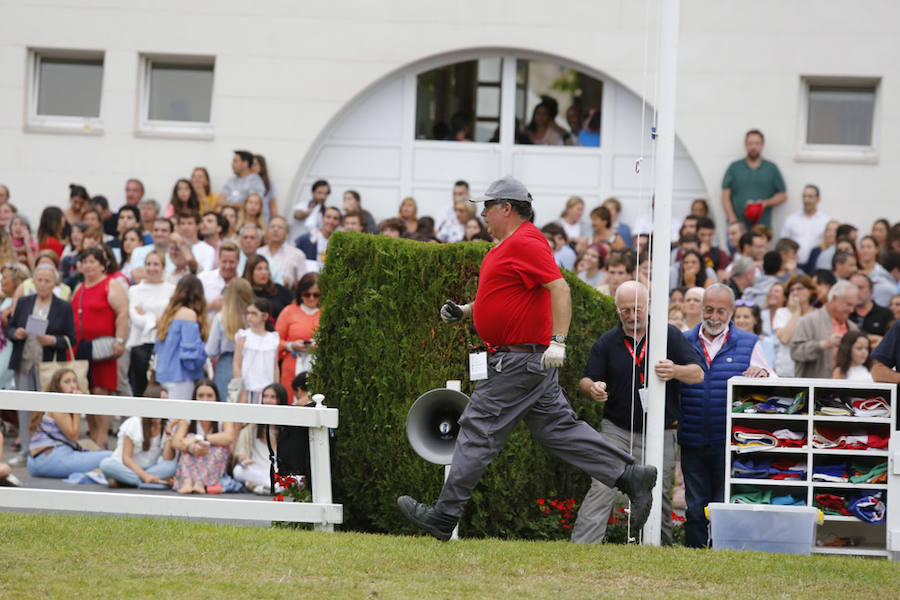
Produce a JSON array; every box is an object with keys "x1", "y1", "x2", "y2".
[{"x1": 309, "y1": 393, "x2": 334, "y2": 532}]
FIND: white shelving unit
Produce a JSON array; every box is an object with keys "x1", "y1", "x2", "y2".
[{"x1": 726, "y1": 376, "x2": 897, "y2": 558}]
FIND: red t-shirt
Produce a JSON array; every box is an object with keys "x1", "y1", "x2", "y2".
[
  {"x1": 473, "y1": 221, "x2": 561, "y2": 346},
  {"x1": 38, "y1": 236, "x2": 65, "y2": 259}
]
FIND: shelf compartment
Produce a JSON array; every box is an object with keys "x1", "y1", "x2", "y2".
[
  {"x1": 732, "y1": 413, "x2": 809, "y2": 421},
  {"x1": 812, "y1": 448, "x2": 888, "y2": 457},
  {"x1": 730, "y1": 446, "x2": 808, "y2": 455},
  {"x1": 730, "y1": 478, "x2": 808, "y2": 487},
  {"x1": 812, "y1": 482, "x2": 887, "y2": 490},
  {"x1": 813, "y1": 415, "x2": 892, "y2": 424}
]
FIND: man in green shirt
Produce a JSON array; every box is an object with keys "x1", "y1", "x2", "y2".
[{"x1": 721, "y1": 129, "x2": 787, "y2": 228}]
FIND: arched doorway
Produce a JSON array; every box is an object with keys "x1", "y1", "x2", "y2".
[{"x1": 290, "y1": 49, "x2": 707, "y2": 233}]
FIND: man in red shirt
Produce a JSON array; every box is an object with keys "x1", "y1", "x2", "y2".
[{"x1": 398, "y1": 176, "x2": 657, "y2": 541}]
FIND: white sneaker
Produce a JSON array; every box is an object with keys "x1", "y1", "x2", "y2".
[
  {"x1": 1, "y1": 474, "x2": 22, "y2": 487},
  {"x1": 252, "y1": 483, "x2": 271, "y2": 496},
  {"x1": 7, "y1": 453, "x2": 25, "y2": 466}
]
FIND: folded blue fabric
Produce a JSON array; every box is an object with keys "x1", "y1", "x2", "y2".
[
  {"x1": 771, "y1": 493, "x2": 806, "y2": 506},
  {"x1": 848, "y1": 492, "x2": 886, "y2": 524},
  {"x1": 732, "y1": 456, "x2": 774, "y2": 478}
]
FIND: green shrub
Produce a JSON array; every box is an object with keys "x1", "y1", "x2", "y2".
[{"x1": 311, "y1": 232, "x2": 617, "y2": 538}]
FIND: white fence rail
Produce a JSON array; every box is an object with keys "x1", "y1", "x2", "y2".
[{"x1": 0, "y1": 390, "x2": 341, "y2": 530}]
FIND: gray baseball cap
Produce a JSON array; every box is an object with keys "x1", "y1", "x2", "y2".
[{"x1": 469, "y1": 175, "x2": 533, "y2": 204}]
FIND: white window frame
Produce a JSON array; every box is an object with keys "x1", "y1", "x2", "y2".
[
  {"x1": 795, "y1": 75, "x2": 880, "y2": 164},
  {"x1": 25, "y1": 48, "x2": 105, "y2": 135},
  {"x1": 137, "y1": 53, "x2": 215, "y2": 140}
]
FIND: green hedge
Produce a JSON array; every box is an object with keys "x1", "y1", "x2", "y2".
[{"x1": 311, "y1": 232, "x2": 617, "y2": 539}]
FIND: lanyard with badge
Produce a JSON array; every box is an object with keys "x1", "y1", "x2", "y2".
[
  {"x1": 700, "y1": 330, "x2": 730, "y2": 366},
  {"x1": 624, "y1": 337, "x2": 649, "y2": 412}
]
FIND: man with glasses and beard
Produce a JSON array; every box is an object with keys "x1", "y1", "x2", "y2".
[
  {"x1": 679, "y1": 283, "x2": 773, "y2": 548},
  {"x1": 397, "y1": 176, "x2": 657, "y2": 542},
  {"x1": 571, "y1": 281, "x2": 703, "y2": 545}
]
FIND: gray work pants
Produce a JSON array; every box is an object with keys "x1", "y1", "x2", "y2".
[
  {"x1": 435, "y1": 352, "x2": 634, "y2": 518},
  {"x1": 571, "y1": 418, "x2": 677, "y2": 545}
]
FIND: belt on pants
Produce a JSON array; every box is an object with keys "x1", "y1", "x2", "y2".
[{"x1": 495, "y1": 344, "x2": 548, "y2": 353}]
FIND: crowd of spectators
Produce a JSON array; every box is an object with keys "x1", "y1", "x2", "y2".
[{"x1": 1, "y1": 128, "x2": 899, "y2": 501}]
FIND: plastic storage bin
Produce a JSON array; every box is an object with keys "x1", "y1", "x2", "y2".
[{"x1": 706, "y1": 503, "x2": 822, "y2": 555}]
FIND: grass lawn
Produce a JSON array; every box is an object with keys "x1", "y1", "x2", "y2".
[{"x1": 1, "y1": 513, "x2": 897, "y2": 599}]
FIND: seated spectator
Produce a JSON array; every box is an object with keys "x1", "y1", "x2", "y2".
[
  {"x1": 809, "y1": 219, "x2": 840, "y2": 273},
  {"x1": 61, "y1": 221, "x2": 87, "y2": 263},
  {"x1": 771, "y1": 275, "x2": 817, "y2": 377},
  {"x1": 849, "y1": 273, "x2": 894, "y2": 347},
  {"x1": 890, "y1": 294, "x2": 900, "y2": 323},
  {"x1": 291, "y1": 371, "x2": 312, "y2": 406},
  {"x1": 774, "y1": 238, "x2": 803, "y2": 282},
  {"x1": 233, "y1": 383, "x2": 290, "y2": 494},
  {"x1": 1, "y1": 263, "x2": 30, "y2": 330},
  {"x1": 526, "y1": 100, "x2": 562, "y2": 145},
  {"x1": 126, "y1": 251, "x2": 175, "y2": 397},
  {"x1": 164, "y1": 178, "x2": 201, "y2": 220},
  {"x1": 291, "y1": 180, "x2": 330, "y2": 241},
  {"x1": 199, "y1": 241, "x2": 241, "y2": 319},
  {"x1": 342, "y1": 190, "x2": 377, "y2": 234},
  {"x1": 790, "y1": 280, "x2": 860, "y2": 378},
  {"x1": 832, "y1": 250, "x2": 858, "y2": 281},
  {"x1": 26, "y1": 368, "x2": 112, "y2": 478},
  {"x1": 832, "y1": 330, "x2": 873, "y2": 381},
  {"x1": 118, "y1": 227, "x2": 145, "y2": 282},
  {"x1": 275, "y1": 273, "x2": 320, "y2": 391},
  {"x1": 342, "y1": 210, "x2": 365, "y2": 234},
  {"x1": 727, "y1": 256, "x2": 756, "y2": 300},
  {"x1": 741, "y1": 251, "x2": 780, "y2": 307},
  {"x1": 64, "y1": 184, "x2": 90, "y2": 226},
  {"x1": 90, "y1": 194, "x2": 117, "y2": 238},
  {"x1": 234, "y1": 298, "x2": 280, "y2": 404},
  {"x1": 435, "y1": 199, "x2": 473, "y2": 243},
  {"x1": 171, "y1": 379, "x2": 238, "y2": 494},
  {"x1": 588, "y1": 206, "x2": 625, "y2": 250},
  {"x1": 206, "y1": 278, "x2": 254, "y2": 401},
  {"x1": 221, "y1": 206, "x2": 240, "y2": 243},
  {"x1": 464, "y1": 217, "x2": 491, "y2": 242},
  {"x1": 191, "y1": 166, "x2": 221, "y2": 214},
  {"x1": 238, "y1": 193, "x2": 267, "y2": 239},
  {"x1": 0, "y1": 202, "x2": 15, "y2": 230},
  {"x1": 669, "y1": 286, "x2": 686, "y2": 306},
  {"x1": 200, "y1": 210, "x2": 227, "y2": 262},
  {"x1": 259, "y1": 216, "x2": 306, "y2": 288},
  {"x1": 759, "y1": 281, "x2": 786, "y2": 338},
  {"x1": 679, "y1": 215, "x2": 699, "y2": 241},
  {"x1": 296, "y1": 207, "x2": 341, "y2": 267},
  {"x1": 222, "y1": 150, "x2": 266, "y2": 212},
  {"x1": 37, "y1": 206, "x2": 66, "y2": 259},
  {"x1": 689, "y1": 198, "x2": 710, "y2": 219},
  {"x1": 253, "y1": 154, "x2": 278, "y2": 222},
  {"x1": 416, "y1": 216, "x2": 436, "y2": 239},
  {"x1": 177, "y1": 212, "x2": 215, "y2": 273},
  {"x1": 578, "y1": 108, "x2": 601, "y2": 146},
  {"x1": 668, "y1": 304, "x2": 685, "y2": 330},
  {"x1": 857, "y1": 235, "x2": 892, "y2": 285},
  {"x1": 138, "y1": 198, "x2": 160, "y2": 240},
  {"x1": 398, "y1": 197, "x2": 418, "y2": 235},
  {"x1": 82, "y1": 209, "x2": 112, "y2": 244},
  {"x1": 576, "y1": 245, "x2": 606, "y2": 288},
  {"x1": 130, "y1": 218, "x2": 175, "y2": 276},
  {"x1": 873, "y1": 251, "x2": 900, "y2": 307},
  {"x1": 811, "y1": 269, "x2": 836, "y2": 307},
  {"x1": 100, "y1": 414, "x2": 176, "y2": 489},
  {"x1": 244, "y1": 255, "x2": 291, "y2": 320},
  {"x1": 780, "y1": 184, "x2": 829, "y2": 268},
  {"x1": 10, "y1": 214, "x2": 37, "y2": 269},
  {"x1": 557, "y1": 197, "x2": 587, "y2": 249},
  {"x1": 602, "y1": 198, "x2": 632, "y2": 250},
  {"x1": 726, "y1": 221, "x2": 747, "y2": 257},
  {"x1": 379, "y1": 218, "x2": 405, "y2": 238},
  {"x1": 596, "y1": 252, "x2": 633, "y2": 298},
  {"x1": 671, "y1": 249, "x2": 712, "y2": 291},
  {"x1": 0, "y1": 430, "x2": 22, "y2": 486},
  {"x1": 541, "y1": 223, "x2": 576, "y2": 270},
  {"x1": 695, "y1": 217, "x2": 730, "y2": 278},
  {"x1": 871, "y1": 218, "x2": 891, "y2": 255},
  {"x1": 733, "y1": 301, "x2": 762, "y2": 336},
  {"x1": 237, "y1": 224, "x2": 283, "y2": 284},
  {"x1": 165, "y1": 232, "x2": 199, "y2": 285},
  {"x1": 154, "y1": 274, "x2": 208, "y2": 400}
]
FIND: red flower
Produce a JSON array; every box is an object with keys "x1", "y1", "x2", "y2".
[
  {"x1": 273, "y1": 494, "x2": 285, "y2": 502},
  {"x1": 536, "y1": 498, "x2": 545, "y2": 505}
]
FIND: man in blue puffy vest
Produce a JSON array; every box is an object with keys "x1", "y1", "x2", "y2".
[{"x1": 680, "y1": 283, "x2": 774, "y2": 547}]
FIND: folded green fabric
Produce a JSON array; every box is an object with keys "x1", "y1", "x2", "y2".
[{"x1": 849, "y1": 462, "x2": 887, "y2": 484}]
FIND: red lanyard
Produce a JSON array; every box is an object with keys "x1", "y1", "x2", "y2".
[
  {"x1": 700, "y1": 330, "x2": 730, "y2": 366},
  {"x1": 623, "y1": 338, "x2": 647, "y2": 386}
]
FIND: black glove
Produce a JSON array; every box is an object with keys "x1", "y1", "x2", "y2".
[{"x1": 440, "y1": 299, "x2": 464, "y2": 323}]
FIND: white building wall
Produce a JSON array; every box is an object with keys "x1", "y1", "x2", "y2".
[{"x1": 1, "y1": 0, "x2": 898, "y2": 235}]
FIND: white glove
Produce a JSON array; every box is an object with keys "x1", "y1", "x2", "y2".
[{"x1": 541, "y1": 341, "x2": 566, "y2": 370}]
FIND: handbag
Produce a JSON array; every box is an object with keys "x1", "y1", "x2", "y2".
[
  {"x1": 39, "y1": 336, "x2": 90, "y2": 394},
  {"x1": 75, "y1": 286, "x2": 117, "y2": 361}
]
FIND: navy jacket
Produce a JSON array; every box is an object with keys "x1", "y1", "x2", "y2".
[
  {"x1": 6, "y1": 294, "x2": 77, "y2": 372},
  {"x1": 295, "y1": 233, "x2": 317, "y2": 261},
  {"x1": 679, "y1": 322, "x2": 757, "y2": 448}
]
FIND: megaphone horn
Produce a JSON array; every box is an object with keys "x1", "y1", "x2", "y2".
[{"x1": 406, "y1": 387, "x2": 470, "y2": 465}]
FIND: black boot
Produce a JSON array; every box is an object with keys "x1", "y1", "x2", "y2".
[
  {"x1": 397, "y1": 495, "x2": 457, "y2": 541},
  {"x1": 615, "y1": 464, "x2": 658, "y2": 531}
]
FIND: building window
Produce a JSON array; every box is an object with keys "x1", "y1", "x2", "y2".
[
  {"x1": 797, "y1": 77, "x2": 879, "y2": 163},
  {"x1": 415, "y1": 59, "x2": 501, "y2": 143},
  {"x1": 139, "y1": 55, "x2": 215, "y2": 138},
  {"x1": 807, "y1": 85, "x2": 875, "y2": 146},
  {"x1": 515, "y1": 60, "x2": 603, "y2": 147},
  {"x1": 26, "y1": 49, "x2": 104, "y2": 133}
]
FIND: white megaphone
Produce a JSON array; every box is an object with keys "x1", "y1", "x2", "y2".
[{"x1": 405, "y1": 382, "x2": 469, "y2": 466}]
